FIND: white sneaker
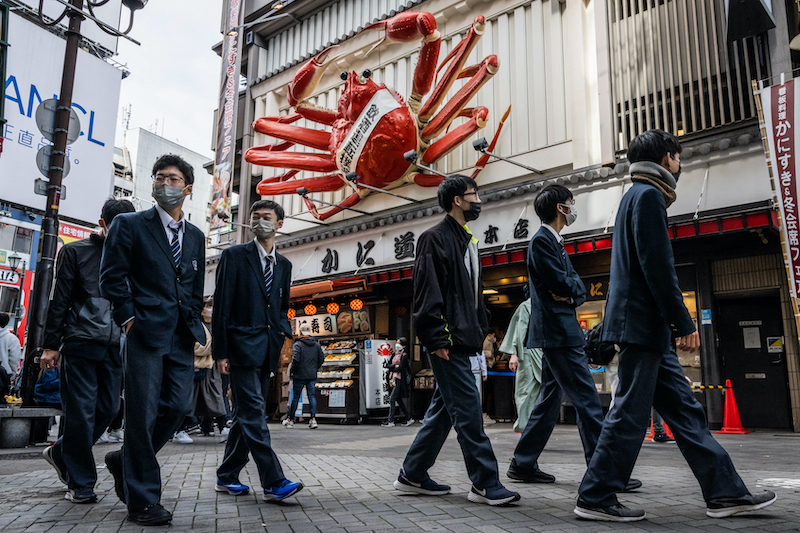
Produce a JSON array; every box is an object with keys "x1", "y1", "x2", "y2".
[
  {"x1": 281, "y1": 418, "x2": 289, "y2": 426},
  {"x1": 285, "y1": 420, "x2": 294, "y2": 428},
  {"x1": 483, "y1": 415, "x2": 496, "y2": 426},
  {"x1": 309, "y1": 419, "x2": 318, "y2": 429},
  {"x1": 402, "y1": 419, "x2": 415, "y2": 427},
  {"x1": 95, "y1": 433, "x2": 110, "y2": 444},
  {"x1": 107, "y1": 429, "x2": 124, "y2": 443},
  {"x1": 172, "y1": 430, "x2": 193, "y2": 444},
  {"x1": 219, "y1": 427, "x2": 230, "y2": 443}
]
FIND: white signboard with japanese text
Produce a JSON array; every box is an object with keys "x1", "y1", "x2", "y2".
[
  {"x1": 1, "y1": 15, "x2": 121, "y2": 225},
  {"x1": 362, "y1": 339, "x2": 394, "y2": 410},
  {"x1": 294, "y1": 313, "x2": 338, "y2": 337}
]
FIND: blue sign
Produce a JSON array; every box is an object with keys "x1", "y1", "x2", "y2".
[{"x1": 700, "y1": 309, "x2": 712, "y2": 325}]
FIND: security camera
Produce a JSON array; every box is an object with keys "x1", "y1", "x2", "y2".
[
  {"x1": 472, "y1": 138, "x2": 489, "y2": 152},
  {"x1": 345, "y1": 172, "x2": 359, "y2": 182},
  {"x1": 403, "y1": 150, "x2": 418, "y2": 162},
  {"x1": 25, "y1": 209, "x2": 36, "y2": 221},
  {"x1": 296, "y1": 187, "x2": 309, "y2": 196}
]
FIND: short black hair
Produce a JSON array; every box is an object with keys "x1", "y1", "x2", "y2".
[
  {"x1": 397, "y1": 337, "x2": 408, "y2": 348},
  {"x1": 0, "y1": 313, "x2": 9, "y2": 328},
  {"x1": 627, "y1": 129, "x2": 682, "y2": 164},
  {"x1": 250, "y1": 199, "x2": 285, "y2": 221},
  {"x1": 534, "y1": 184, "x2": 573, "y2": 223},
  {"x1": 438, "y1": 174, "x2": 478, "y2": 212},
  {"x1": 101, "y1": 198, "x2": 135, "y2": 226},
  {"x1": 152, "y1": 154, "x2": 195, "y2": 185}
]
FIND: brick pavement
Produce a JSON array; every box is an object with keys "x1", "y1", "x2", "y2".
[{"x1": 0, "y1": 424, "x2": 798, "y2": 532}]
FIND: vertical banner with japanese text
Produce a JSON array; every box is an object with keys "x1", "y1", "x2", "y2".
[{"x1": 211, "y1": 0, "x2": 244, "y2": 232}]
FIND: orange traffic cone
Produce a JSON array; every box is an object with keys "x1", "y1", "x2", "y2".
[{"x1": 716, "y1": 379, "x2": 751, "y2": 435}]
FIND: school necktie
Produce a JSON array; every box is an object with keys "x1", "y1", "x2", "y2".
[
  {"x1": 169, "y1": 223, "x2": 181, "y2": 268},
  {"x1": 264, "y1": 259, "x2": 273, "y2": 297}
]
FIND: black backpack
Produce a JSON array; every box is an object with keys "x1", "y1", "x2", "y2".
[{"x1": 584, "y1": 321, "x2": 617, "y2": 366}]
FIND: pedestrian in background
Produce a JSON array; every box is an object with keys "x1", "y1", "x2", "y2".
[
  {"x1": 383, "y1": 337, "x2": 414, "y2": 427},
  {"x1": 40, "y1": 198, "x2": 134, "y2": 504},
  {"x1": 577, "y1": 129, "x2": 776, "y2": 521},
  {"x1": 213, "y1": 200, "x2": 303, "y2": 503},
  {"x1": 393, "y1": 175, "x2": 519, "y2": 506},
  {"x1": 100, "y1": 154, "x2": 207, "y2": 526},
  {"x1": 0, "y1": 313, "x2": 21, "y2": 385},
  {"x1": 287, "y1": 322, "x2": 324, "y2": 429},
  {"x1": 499, "y1": 288, "x2": 543, "y2": 434},
  {"x1": 469, "y1": 349, "x2": 491, "y2": 425}
]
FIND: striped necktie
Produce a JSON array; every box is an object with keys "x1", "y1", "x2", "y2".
[
  {"x1": 264, "y1": 259, "x2": 273, "y2": 297},
  {"x1": 169, "y1": 223, "x2": 181, "y2": 268}
]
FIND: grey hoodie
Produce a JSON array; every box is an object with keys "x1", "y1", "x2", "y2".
[{"x1": 0, "y1": 327, "x2": 22, "y2": 376}]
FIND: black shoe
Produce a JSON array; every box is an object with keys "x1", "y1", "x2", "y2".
[
  {"x1": 653, "y1": 433, "x2": 675, "y2": 443},
  {"x1": 706, "y1": 491, "x2": 777, "y2": 518},
  {"x1": 622, "y1": 478, "x2": 642, "y2": 492},
  {"x1": 104, "y1": 450, "x2": 126, "y2": 504},
  {"x1": 128, "y1": 503, "x2": 172, "y2": 526},
  {"x1": 506, "y1": 458, "x2": 556, "y2": 483},
  {"x1": 574, "y1": 497, "x2": 646, "y2": 522}
]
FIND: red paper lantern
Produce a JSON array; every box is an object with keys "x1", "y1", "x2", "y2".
[
  {"x1": 349, "y1": 298, "x2": 363, "y2": 311},
  {"x1": 326, "y1": 302, "x2": 340, "y2": 314},
  {"x1": 287, "y1": 308, "x2": 296, "y2": 319},
  {"x1": 304, "y1": 304, "x2": 317, "y2": 316}
]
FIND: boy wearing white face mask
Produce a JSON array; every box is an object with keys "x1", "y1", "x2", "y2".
[{"x1": 212, "y1": 200, "x2": 303, "y2": 504}]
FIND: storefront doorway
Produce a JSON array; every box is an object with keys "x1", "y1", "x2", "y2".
[{"x1": 717, "y1": 296, "x2": 792, "y2": 429}]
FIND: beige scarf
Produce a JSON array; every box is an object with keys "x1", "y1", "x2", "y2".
[{"x1": 631, "y1": 174, "x2": 677, "y2": 208}]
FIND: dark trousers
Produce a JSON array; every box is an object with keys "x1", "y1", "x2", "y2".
[
  {"x1": 402, "y1": 353, "x2": 500, "y2": 490},
  {"x1": 122, "y1": 326, "x2": 194, "y2": 510},
  {"x1": 217, "y1": 363, "x2": 285, "y2": 489},
  {"x1": 53, "y1": 343, "x2": 122, "y2": 490},
  {"x1": 579, "y1": 344, "x2": 749, "y2": 507},
  {"x1": 513, "y1": 346, "x2": 604, "y2": 468},
  {"x1": 289, "y1": 379, "x2": 317, "y2": 419},
  {"x1": 387, "y1": 383, "x2": 409, "y2": 422}
]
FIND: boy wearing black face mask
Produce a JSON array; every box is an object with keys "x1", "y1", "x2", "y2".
[
  {"x1": 393, "y1": 175, "x2": 521, "y2": 506},
  {"x1": 506, "y1": 185, "x2": 642, "y2": 493}
]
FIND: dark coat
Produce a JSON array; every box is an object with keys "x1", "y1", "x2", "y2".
[
  {"x1": 413, "y1": 215, "x2": 489, "y2": 355},
  {"x1": 291, "y1": 336, "x2": 325, "y2": 381},
  {"x1": 44, "y1": 233, "x2": 121, "y2": 353},
  {"x1": 526, "y1": 225, "x2": 586, "y2": 348},
  {"x1": 602, "y1": 182, "x2": 695, "y2": 353},
  {"x1": 99, "y1": 207, "x2": 206, "y2": 348},
  {"x1": 212, "y1": 241, "x2": 292, "y2": 371}
]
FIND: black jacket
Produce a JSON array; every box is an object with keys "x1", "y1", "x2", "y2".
[
  {"x1": 212, "y1": 241, "x2": 292, "y2": 371},
  {"x1": 44, "y1": 233, "x2": 121, "y2": 353},
  {"x1": 413, "y1": 215, "x2": 489, "y2": 354},
  {"x1": 526, "y1": 226, "x2": 587, "y2": 348},
  {"x1": 603, "y1": 182, "x2": 695, "y2": 352},
  {"x1": 100, "y1": 207, "x2": 207, "y2": 348},
  {"x1": 291, "y1": 336, "x2": 324, "y2": 380}
]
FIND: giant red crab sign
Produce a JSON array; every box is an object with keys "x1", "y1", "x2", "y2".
[{"x1": 245, "y1": 11, "x2": 511, "y2": 221}]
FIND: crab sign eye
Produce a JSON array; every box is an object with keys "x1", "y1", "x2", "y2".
[
  {"x1": 362, "y1": 69, "x2": 371, "y2": 79},
  {"x1": 340, "y1": 72, "x2": 347, "y2": 81}
]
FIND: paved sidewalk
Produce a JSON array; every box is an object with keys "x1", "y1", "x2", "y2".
[{"x1": 0, "y1": 423, "x2": 798, "y2": 532}]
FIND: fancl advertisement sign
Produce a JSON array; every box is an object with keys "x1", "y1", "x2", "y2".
[{"x1": 1, "y1": 14, "x2": 121, "y2": 225}]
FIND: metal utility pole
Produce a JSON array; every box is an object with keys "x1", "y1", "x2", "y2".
[
  {"x1": 21, "y1": 0, "x2": 147, "y2": 407},
  {"x1": 21, "y1": 1, "x2": 84, "y2": 406}
]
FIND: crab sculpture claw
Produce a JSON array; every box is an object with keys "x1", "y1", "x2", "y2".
[{"x1": 288, "y1": 46, "x2": 339, "y2": 107}]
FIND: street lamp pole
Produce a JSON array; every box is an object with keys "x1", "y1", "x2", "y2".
[{"x1": 20, "y1": 0, "x2": 146, "y2": 407}]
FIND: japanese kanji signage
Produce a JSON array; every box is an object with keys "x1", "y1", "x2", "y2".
[{"x1": 757, "y1": 80, "x2": 800, "y2": 298}]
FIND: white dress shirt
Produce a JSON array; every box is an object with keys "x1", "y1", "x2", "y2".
[
  {"x1": 543, "y1": 222, "x2": 564, "y2": 245},
  {"x1": 254, "y1": 238, "x2": 277, "y2": 271},
  {"x1": 155, "y1": 204, "x2": 185, "y2": 248}
]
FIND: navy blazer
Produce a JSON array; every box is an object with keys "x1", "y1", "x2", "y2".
[
  {"x1": 526, "y1": 225, "x2": 586, "y2": 348},
  {"x1": 99, "y1": 207, "x2": 206, "y2": 348},
  {"x1": 212, "y1": 241, "x2": 292, "y2": 371},
  {"x1": 603, "y1": 182, "x2": 695, "y2": 353}
]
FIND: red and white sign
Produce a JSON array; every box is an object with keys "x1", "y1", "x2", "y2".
[
  {"x1": 759, "y1": 80, "x2": 800, "y2": 297},
  {"x1": 0, "y1": 267, "x2": 21, "y2": 287},
  {"x1": 58, "y1": 221, "x2": 94, "y2": 245}
]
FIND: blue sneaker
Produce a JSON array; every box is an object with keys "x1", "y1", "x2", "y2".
[
  {"x1": 467, "y1": 484, "x2": 521, "y2": 506},
  {"x1": 215, "y1": 480, "x2": 250, "y2": 495},
  {"x1": 263, "y1": 479, "x2": 303, "y2": 501},
  {"x1": 393, "y1": 469, "x2": 451, "y2": 495}
]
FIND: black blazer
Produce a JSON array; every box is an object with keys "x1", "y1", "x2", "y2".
[
  {"x1": 212, "y1": 241, "x2": 292, "y2": 370},
  {"x1": 526, "y1": 225, "x2": 586, "y2": 348},
  {"x1": 99, "y1": 207, "x2": 206, "y2": 348},
  {"x1": 603, "y1": 182, "x2": 695, "y2": 353}
]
